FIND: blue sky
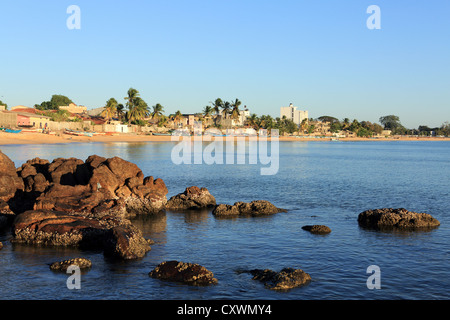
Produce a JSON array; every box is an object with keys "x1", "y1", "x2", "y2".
[{"x1": 0, "y1": 0, "x2": 449, "y2": 128}]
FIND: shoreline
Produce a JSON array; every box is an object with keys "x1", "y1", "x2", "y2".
[{"x1": 0, "y1": 131, "x2": 449, "y2": 145}]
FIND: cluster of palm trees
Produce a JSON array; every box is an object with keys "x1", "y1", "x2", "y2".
[
  {"x1": 204, "y1": 98, "x2": 243, "y2": 120},
  {"x1": 101, "y1": 88, "x2": 164, "y2": 125}
]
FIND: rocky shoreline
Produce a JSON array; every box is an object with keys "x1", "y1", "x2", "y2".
[{"x1": 0, "y1": 150, "x2": 442, "y2": 290}]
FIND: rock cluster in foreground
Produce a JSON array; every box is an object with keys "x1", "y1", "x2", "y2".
[
  {"x1": 14, "y1": 155, "x2": 168, "y2": 218},
  {"x1": 149, "y1": 260, "x2": 218, "y2": 286},
  {"x1": 358, "y1": 208, "x2": 440, "y2": 230},
  {"x1": 212, "y1": 200, "x2": 287, "y2": 217}
]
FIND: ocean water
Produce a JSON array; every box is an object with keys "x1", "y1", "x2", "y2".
[{"x1": 0, "y1": 140, "x2": 449, "y2": 300}]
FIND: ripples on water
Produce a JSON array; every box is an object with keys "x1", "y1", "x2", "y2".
[{"x1": 0, "y1": 141, "x2": 449, "y2": 299}]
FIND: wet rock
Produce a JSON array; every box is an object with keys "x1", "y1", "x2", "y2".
[
  {"x1": 243, "y1": 268, "x2": 311, "y2": 291},
  {"x1": 12, "y1": 210, "x2": 151, "y2": 260},
  {"x1": 302, "y1": 225, "x2": 331, "y2": 234},
  {"x1": 0, "y1": 150, "x2": 24, "y2": 214},
  {"x1": 50, "y1": 258, "x2": 92, "y2": 272},
  {"x1": 358, "y1": 208, "x2": 440, "y2": 230},
  {"x1": 166, "y1": 186, "x2": 216, "y2": 210},
  {"x1": 212, "y1": 200, "x2": 287, "y2": 217},
  {"x1": 149, "y1": 260, "x2": 218, "y2": 286}
]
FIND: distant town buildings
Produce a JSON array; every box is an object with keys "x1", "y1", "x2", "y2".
[{"x1": 280, "y1": 103, "x2": 308, "y2": 126}]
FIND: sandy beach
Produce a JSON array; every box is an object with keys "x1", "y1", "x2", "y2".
[{"x1": 0, "y1": 131, "x2": 448, "y2": 145}]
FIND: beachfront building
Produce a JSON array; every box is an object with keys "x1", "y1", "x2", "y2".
[
  {"x1": 59, "y1": 103, "x2": 87, "y2": 114},
  {"x1": 16, "y1": 112, "x2": 51, "y2": 129},
  {"x1": 232, "y1": 108, "x2": 250, "y2": 127},
  {"x1": 280, "y1": 103, "x2": 308, "y2": 126},
  {"x1": 0, "y1": 110, "x2": 17, "y2": 128}
]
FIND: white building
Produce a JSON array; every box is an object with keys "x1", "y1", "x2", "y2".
[
  {"x1": 280, "y1": 103, "x2": 308, "y2": 126},
  {"x1": 232, "y1": 108, "x2": 250, "y2": 127}
]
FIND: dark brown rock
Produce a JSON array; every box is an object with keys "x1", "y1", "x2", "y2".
[
  {"x1": 302, "y1": 225, "x2": 331, "y2": 234},
  {"x1": 245, "y1": 268, "x2": 311, "y2": 291},
  {"x1": 149, "y1": 261, "x2": 218, "y2": 286},
  {"x1": 166, "y1": 186, "x2": 216, "y2": 210},
  {"x1": 212, "y1": 200, "x2": 286, "y2": 217},
  {"x1": 12, "y1": 154, "x2": 168, "y2": 217},
  {"x1": 12, "y1": 210, "x2": 151, "y2": 260},
  {"x1": 358, "y1": 208, "x2": 440, "y2": 230},
  {"x1": 0, "y1": 150, "x2": 24, "y2": 214}
]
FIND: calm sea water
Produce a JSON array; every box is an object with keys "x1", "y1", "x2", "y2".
[{"x1": 0, "y1": 140, "x2": 449, "y2": 300}]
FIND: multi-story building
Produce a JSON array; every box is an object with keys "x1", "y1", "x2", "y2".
[{"x1": 280, "y1": 103, "x2": 308, "y2": 126}]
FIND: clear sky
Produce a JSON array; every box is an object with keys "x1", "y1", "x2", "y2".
[{"x1": 0, "y1": 0, "x2": 449, "y2": 128}]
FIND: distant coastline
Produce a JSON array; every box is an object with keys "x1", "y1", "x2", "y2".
[{"x1": 0, "y1": 131, "x2": 449, "y2": 145}]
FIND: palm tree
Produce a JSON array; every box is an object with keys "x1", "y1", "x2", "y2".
[
  {"x1": 221, "y1": 101, "x2": 231, "y2": 118},
  {"x1": 124, "y1": 88, "x2": 150, "y2": 123},
  {"x1": 157, "y1": 114, "x2": 168, "y2": 127},
  {"x1": 203, "y1": 105, "x2": 212, "y2": 117},
  {"x1": 101, "y1": 98, "x2": 118, "y2": 121},
  {"x1": 210, "y1": 98, "x2": 223, "y2": 116},
  {"x1": 231, "y1": 98, "x2": 242, "y2": 121},
  {"x1": 151, "y1": 103, "x2": 165, "y2": 121},
  {"x1": 128, "y1": 97, "x2": 149, "y2": 123},
  {"x1": 116, "y1": 104, "x2": 125, "y2": 122},
  {"x1": 246, "y1": 113, "x2": 259, "y2": 130},
  {"x1": 173, "y1": 110, "x2": 183, "y2": 127}
]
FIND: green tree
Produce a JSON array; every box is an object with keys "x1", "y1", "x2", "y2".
[
  {"x1": 221, "y1": 101, "x2": 231, "y2": 118},
  {"x1": 50, "y1": 94, "x2": 74, "y2": 108},
  {"x1": 379, "y1": 115, "x2": 402, "y2": 130},
  {"x1": 231, "y1": 98, "x2": 242, "y2": 120},
  {"x1": 124, "y1": 88, "x2": 149, "y2": 123},
  {"x1": 210, "y1": 98, "x2": 223, "y2": 116},
  {"x1": 116, "y1": 104, "x2": 125, "y2": 122},
  {"x1": 35, "y1": 94, "x2": 74, "y2": 110},
  {"x1": 173, "y1": 110, "x2": 183, "y2": 127},
  {"x1": 151, "y1": 103, "x2": 165, "y2": 120},
  {"x1": 203, "y1": 105, "x2": 212, "y2": 117},
  {"x1": 101, "y1": 98, "x2": 118, "y2": 120},
  {"x1": 0, "y1": 100, "x2": 7, "y2": 109},
  {"x1": 318, "y1": 116, "x2": 339, "y2": 123}
]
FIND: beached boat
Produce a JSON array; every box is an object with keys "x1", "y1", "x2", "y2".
[
  {"x1": 64, "y1": 129, "x2": 93, "y2": 137},
  {"x1": 4, "y1": 129, "x2": 22, "y2": 133},
  {"x1": 152, "y1": 132, "x2": 172, "y2": 136}
]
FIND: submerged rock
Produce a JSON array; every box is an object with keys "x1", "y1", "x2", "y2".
[
  {"x1": 358, "y1": 208, "x2": 440, "y2": 230},
  {"x1": 50, "y1": 258, "x2": 92, "y2": 272},
  {"x1": 12, "y1": 210, "x2": 151, "y2": 260},
  {"x1": 302, "y1": 225, "x2": 331, "y2": 234},
  {"x1": 149, "y1": 260, "x2": 218, "y2": 286},
  {"x1": 243, "y1": 268, "x2": 311, "y2": 291},
  {"x1": 166, "y1": 186, "x2": 216, "y2": 210},
  {"x1": 212, "y1": 200, "x2": 287, "y2": 217}
]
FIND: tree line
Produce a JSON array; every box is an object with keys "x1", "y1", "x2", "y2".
[{"x1": 5, "y1": 91, "x2": 449, "y2": 136}]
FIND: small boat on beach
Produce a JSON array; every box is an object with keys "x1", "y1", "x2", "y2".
[
  {"x1": 64, "y1": 129, "x2": 93, "y2": 137},
  {"x1": 152, "y1": 132, "x2": 172, "y2": 136},
  {"x1": 4, "y1": 129, "x2": 22, "y2": 133}
]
